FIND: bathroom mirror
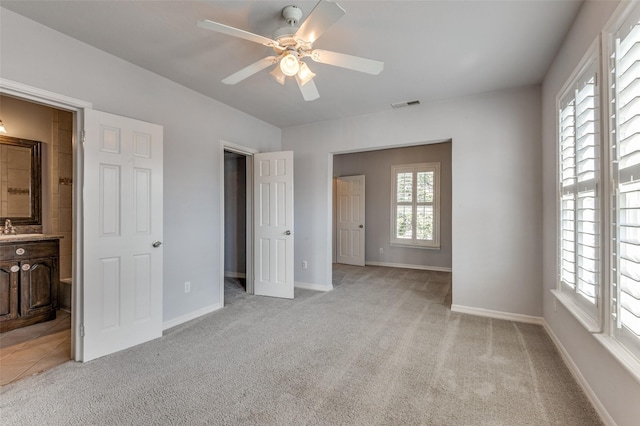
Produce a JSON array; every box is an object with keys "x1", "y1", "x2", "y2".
[{"x1": 0, "y1": 135, "x2": 42, "y2": 225}]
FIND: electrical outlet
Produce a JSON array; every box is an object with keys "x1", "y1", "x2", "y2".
[
  {"x1": 184, "y1": 281, "x2": 191, "y2": 293},
  {"x1": 379, "y1": 247, "x2": 384, "y2": 254},
  {"x1": 302, "y1": 260, "x2": 308, "y2": 269}
]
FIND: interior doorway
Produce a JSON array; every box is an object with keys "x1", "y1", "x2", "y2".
[
  {"x1": 331, "y1": 142, "x2": 453, "y2": 281},
  {"x1": 220, "y1": 146, "x2": 295, "y2": 302},
  {"x1": 223, "y1": 150, "x2": 248, "y2": 304},
  {"x1": 0, "y1": 94, "x2": 75, "y2": 384}
]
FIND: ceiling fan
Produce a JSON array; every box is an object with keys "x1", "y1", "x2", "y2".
[{"x1": 197, "y1": 0, "x2": 384, "y2": 101}]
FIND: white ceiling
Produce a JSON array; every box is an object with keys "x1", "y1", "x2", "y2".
[{"x1": 1, "y1": 0, "x2": 583, "y2": 128}]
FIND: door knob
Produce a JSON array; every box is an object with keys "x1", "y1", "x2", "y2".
[
  {"x1": 284, "y1": 230, "x2": 291, "y2": 235},
  {"x1": 152, "y1": 240, "x2": 162, "y2": 248},
  {"x1": 359, "y1": 224, "x2": 364, "y2": 228}
]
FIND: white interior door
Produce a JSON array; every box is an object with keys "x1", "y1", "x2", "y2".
[
  {"x1": 254, "y1": 151, "x2": 294, "y2": 299},
  {"x1": 82, "y1": 109, "x2": 163, "y2": 361},
  {"x1": 336, "y1": 175, "x2": 365, "y2": 266}
]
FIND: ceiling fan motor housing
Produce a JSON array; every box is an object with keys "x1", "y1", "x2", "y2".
[
  {"x1": 273, "y1": 26, "x2": 298, "y2": 45},
  {"x1": 282, "y1": 5, "x2": 302, "y2": 26}
]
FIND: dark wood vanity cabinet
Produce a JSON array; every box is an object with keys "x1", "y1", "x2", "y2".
[
  {"x1": 0, "y1": 260, "x2": 19, "y2": 322},
  {"x1": 0, "y1": 239, "x2": 59, "y2": 332}
]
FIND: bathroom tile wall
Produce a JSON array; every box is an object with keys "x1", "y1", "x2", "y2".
[{"x1": 50, "y1": 110, "x2": 73, "y2": 279}]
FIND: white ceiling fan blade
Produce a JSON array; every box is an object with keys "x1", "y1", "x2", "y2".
[
  {"x1": 296, "y1": 76, "x2": 320, "y2": 101},
  {"x1": 310, "y1": 49, "x2": 384, "y2": 75},
  {"x1": 295, "y1": 0, "x2": 346, "y2": 44},
  {"x1": 222, "y1": 56, "x2": 277, "y2": 85},
  {"x1": 198, "y1": 20, "x2": 278, "y2": 47}
]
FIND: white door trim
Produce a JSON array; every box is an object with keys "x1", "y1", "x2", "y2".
[
  {"x1": 0, "y1": 78, "x2": 92, "y2": 361},
  {"x1": 220, "y1": 140, "x2": 257, "y2": 306}
]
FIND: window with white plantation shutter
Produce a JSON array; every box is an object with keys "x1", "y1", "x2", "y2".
[
  {"x1": 611, "y1": 10, "x2": 640, "y2": 357},
  {"x1": 391, "y1": 163, "x2": 440, "y2": 248},
  {"x1": 557, "y1": 58, "x2": 600, "y2": 323},
  {"x1": 554, "y1": 2, "x2": 640, "y2": 373}
]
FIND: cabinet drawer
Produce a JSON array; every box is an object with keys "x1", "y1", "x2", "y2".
[{"x1": 0, "y1": 241, "x2": 59, "y2": 261}]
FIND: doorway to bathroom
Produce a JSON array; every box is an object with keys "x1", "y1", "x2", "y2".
[
  {"x1": 0, "y1": 95, "x2": 74, "y2": 385},
  {"x1": 1, "y1": 79, "x2": 165, "y2": 364}
]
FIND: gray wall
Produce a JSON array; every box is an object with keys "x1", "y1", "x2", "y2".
[
  {"x1": 333, "y1": 143, "x2": 452, "y2": 269},
  {"x1": 224, "y1": 153, "x2": 246, "y2": 276},
  {"x1": 541, "y1": 1, "x2": 640, "y2": 425},
  {"x1": 0, "y1": 8, "x2": 281, "y2": 324}
]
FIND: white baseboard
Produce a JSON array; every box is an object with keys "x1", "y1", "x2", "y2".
[
  {"x1": 364, "y1": 261, "x2": 452, "y2": 272},
  {"x1": 224, "y1": 271, "x2": 246, "y2": 279},
  {"x1": 450, "y1": 304, "x2": 544, "y2": 325},
  {"x1": 542, "y1": 321, "x2": 616, "y2": 426},
  {"x1": 295, "y1": 282, "x2": 333, "y2": 292},
  {"x1": 162, "y1": 302, "x2": 223, "y2": 331}
]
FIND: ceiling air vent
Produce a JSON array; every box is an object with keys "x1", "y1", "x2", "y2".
[{"x1": 391, "y1": 100, "x2": 421, "y2": 109}]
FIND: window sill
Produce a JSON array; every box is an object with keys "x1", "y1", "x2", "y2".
[
  {"x1": 593, "y1": 334, "x2": 640, "y2": 385},
  {"x1": 551, "y1": 289, "x2": 640, "y2": 384},
  {"x1": 551, "y1": 289, "x2": 601, "y2": 333},
  {"x1": 390, "y1": 242, "x2": 440, "y2": 250}
]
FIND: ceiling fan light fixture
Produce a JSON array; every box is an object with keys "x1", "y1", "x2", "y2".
[
  {"x1": 270, "y1": 67, "x2": 287, "y2": 86},
  {"x1": 280, "y1": 52, "x2": 300, "y2": 76},
  {"x1": 297, "y1": 62, "x2": 316, "y2": 86},
  {"x1": 198, "y1": 0, "x2": 383, "y2": 101}
]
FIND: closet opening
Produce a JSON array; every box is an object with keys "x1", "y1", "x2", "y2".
[{"x1": 223, "y1": 149, "x2": 250, "y2": 305}]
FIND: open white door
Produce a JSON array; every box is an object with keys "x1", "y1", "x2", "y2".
[
  {"x1": 254, "y1": 151, "x2": 294, "y2": 299},
  {"x1": 82, "y1": 109, "x2": 163, "y2": 361},
  {"x1": 336, "y1": 175, "x2": 365, "y2": 266}
]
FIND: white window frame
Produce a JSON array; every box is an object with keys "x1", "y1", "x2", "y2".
[
  {"x1": 390, "y1": 162, "x2": 440, "y2": 249},
  {"x1": 553, "y1": 40, "x2": 603, "y2": 332}
]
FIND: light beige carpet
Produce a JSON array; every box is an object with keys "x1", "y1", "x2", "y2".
[{"x1": 0, "y1": 265, "x2": 601, "y2": 425}]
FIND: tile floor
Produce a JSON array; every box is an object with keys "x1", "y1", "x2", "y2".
[{"x1": 0, "y1": 310, "x2": 71, "y2": 386}]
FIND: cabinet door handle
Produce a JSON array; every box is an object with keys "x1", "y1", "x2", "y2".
[
  {"x1": 21, "y1": 264, "x2": 31, "y2": 271},
  {"x1": 10, "y1": 265, "x2": 20, "y2": 273}
]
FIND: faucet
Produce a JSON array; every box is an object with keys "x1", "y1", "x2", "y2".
[{"x1": 2, "y1": 219, "x2": 17, "y2": 235}]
